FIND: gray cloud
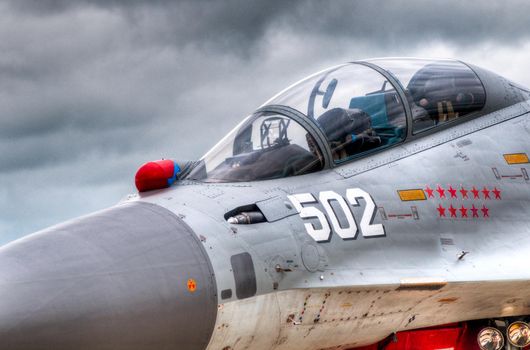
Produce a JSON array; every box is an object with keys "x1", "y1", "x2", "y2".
[
  {"x1": 7, "y1": 0, "x2": 298, "y2": 55},
  {"x1": 8, "y1": 0, "x2": 530, "y2": 50},
  {"x1": 2, "y1": 0, "x2": 530, "y2": 245},
  {"x1": 284, "y1": 1, "x2": 530, "y2": 46}
]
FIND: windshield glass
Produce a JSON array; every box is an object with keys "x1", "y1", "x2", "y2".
[
  {"x1": 367, "y1": 58, "x2": 486, "y2": 133},
  {"x1": 267, "y1": 63, "x2": 407, "y2": 162},
  {"x1": 186, "y1": 111, "x2": 323, "y2": 182}
]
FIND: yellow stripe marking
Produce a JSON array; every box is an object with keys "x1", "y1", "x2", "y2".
[
  {"x1": 504, "y1": 153, "x2": 529, "y2": 164},
  {"x1": 397, "y1": 189, "x2": 426, "y2": 201}
]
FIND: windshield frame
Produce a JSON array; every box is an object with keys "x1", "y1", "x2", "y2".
[
  {"x1": 183, "y1": 105, "x2": 333, "y2": 183},
  {"x1": 354, "y1": 61, "x2": 414, "y2": 140},
  {"x1": 255, "y1": 105, "x2": 334, "y2": 169}
]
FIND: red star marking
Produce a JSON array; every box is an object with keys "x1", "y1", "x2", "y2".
[
  {"x1": 437, "y1": 204, "x2": 446, "y2": 217},
  {"x1": 471, "y1": 186, "x2": 480, "y2": 199},
  {"x1": 447, "y1": 185, "x2": 457, "y2": 198},
  {"x1": 448, "y1": 204, "x2": 457, "y2": 218},
  {"x1": 470, "y1": 204, "x2": 479, "y2": 218},
  {"x1": 482, "y1": 187, "x2": 491, "y2": 199},
  {"x1": 459, "y1": 186, "x2": 468, "y2": 199},
  {"x1": 459, "y1": 205, "x2": 468, "y2": 218},
  {"x1": 492, "y1": 187, "x2": 501, "y2": 200},
  {"x1": 425, "y1": 186, "x2": 434, "y2": 198},
  {"x1": 436, "y1": 185, "x2": 446, "y2": 198},
  {"x1": 481, "y1": 205, "x2": 489, "y2": 218}
]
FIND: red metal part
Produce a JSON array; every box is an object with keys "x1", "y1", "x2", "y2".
[
  {"x1": 135, "y1": 159, "x2": 177, "y2": 192},
  {"x1": 349, "y1": 323, "x2": 482, "y2": 350}
]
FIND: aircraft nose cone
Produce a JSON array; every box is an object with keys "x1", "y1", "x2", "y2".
[{"x1": 0, "y1": 202, "x2": 217, "y2": 350}]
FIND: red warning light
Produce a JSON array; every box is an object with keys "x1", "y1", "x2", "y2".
[{"x1": 135, "y1": 159, "x2": 180, "y2": 192}]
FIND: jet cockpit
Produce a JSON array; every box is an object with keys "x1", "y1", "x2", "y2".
[{"x1": 185, "y1": 58, "x2": 527, "y2": 183}]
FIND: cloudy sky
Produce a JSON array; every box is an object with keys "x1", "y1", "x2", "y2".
[{"x1": 2, "y1": 0, "x2": 530, "y2": 245}]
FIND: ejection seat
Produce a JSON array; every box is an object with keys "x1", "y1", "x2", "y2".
[
  {"x1": 349, "y1": 91, "x2": 406, "y2": 147},
  {"x1": 318, "y1": 107, "x2": 381, "y2": 160}
]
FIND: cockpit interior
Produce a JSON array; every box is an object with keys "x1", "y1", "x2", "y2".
[{"x1": 186, "y1": 58, "x2": 492, "y2": 183}]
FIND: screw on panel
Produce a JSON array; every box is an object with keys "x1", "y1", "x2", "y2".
[
  {"x1": 405, "y1": 315, "x2": 416, "y2": 327},
  {"x1": 296, "y1": 294, "x2": 311, "y2": 324}
]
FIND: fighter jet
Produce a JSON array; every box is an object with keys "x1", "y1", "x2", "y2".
[{"x1": 1, "y1": 58, "x2": 530, "y2": 350}]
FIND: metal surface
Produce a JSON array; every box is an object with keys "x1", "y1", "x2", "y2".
[{"x1": 0, "y1": 202, "x2": 217, "y2": 350}]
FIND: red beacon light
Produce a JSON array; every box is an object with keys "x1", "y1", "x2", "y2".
[{"x1": 135, "y1": 159, "x2": 180, "y2": 192}]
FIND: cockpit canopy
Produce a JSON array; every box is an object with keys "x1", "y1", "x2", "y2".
[
  {"x1": 187, "y1": 111, "x2": 323, "y2": 182},
  {"x1": 185, "y1": 58, "x2": 518, "y2": 183}
]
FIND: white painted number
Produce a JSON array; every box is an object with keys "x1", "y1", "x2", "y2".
[
  {"x1": 346, "y1": 188, "x2": 385, "y2": 237},
  {"x1": 319, "y1": 191, "x2": 358, "y2": 240},
  {"x1": 288, "y1": 188, "x2": 385, "y2": 242},
  {"x1": 287, "y1": 193, "x2": 331, "y2": 242}
]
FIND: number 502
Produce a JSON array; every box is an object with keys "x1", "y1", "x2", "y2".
[{"x1": 288, "y1": 188, "x2": 385, "y2": 242}]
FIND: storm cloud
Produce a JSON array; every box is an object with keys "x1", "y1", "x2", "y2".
[{"x1": 2, "y1": 0, "x2": 530, "y2": 244}]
